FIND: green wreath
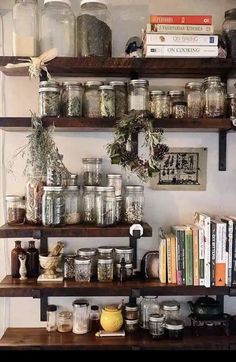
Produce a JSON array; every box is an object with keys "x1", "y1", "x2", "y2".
[{"x1": 106, "y1": 110, "x2": 169, "y2": 182}]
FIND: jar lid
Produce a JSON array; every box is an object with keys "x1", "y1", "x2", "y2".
[
  {"x1": 75, "y1": 256, "x2": 91, "y2": 264},
  {"x1": 225, "y1": 8, "x2": 236, "y2": 18},
  {"x1": 107, "y1": 174, "x2": 122, "y2": 179},
  {"x1": 95, "y1": 186, "x2": 115, "y2": 192},
  {"x1": 77, "y1": 248, "x2": 97, "y2": 256},
  {"x1": 165, "y1": 319, "x2": 184, "y2": 330},
  {"x1": 82, "y1": 158, "x2": 102, "y2": 163},
  {"x1": 45, "y1": 0, "x2": 71, "y2": 5},
  {"x1": 66, "y1": 186, "x2": 80, "y2": 191},
  {"x1": 143, "y1": 296, "x2": 157, "y2": 299},
  {"x1": 98, "y1": 246, "x2": 113, "y2": 254},
  {"x1": 98, "y1": 257, "x2": 113, "y2": 264},
  {"x1": 81, "y1": 0, "x2": 108, "y2": 7},
  {"x1": 227, "y1": 93, "x2": 236, "y2": 99},
  {"x1": 150, "y1": 90, "x2": 165, "y2": 96},
  {"x1": 115, "y1": 246, "x2": 133, "y2": 254},
  {"x1": 73, "y1": 299, "x2": 89, "y2": 307},
  {"x1": 125, "y1": 185, "x2": 144, "y2": 192},
  {"x1": 117, "y1": 263, "x2": 133, "y2": 268},
  {"x1": 109, "y1": 81, "x2": 126, "y2": 86},
  {"x1": 83, "y1": 186, "x2": 96, "y2": 192},
  {"x1": 116, "y1": 196, "x2": 123, "y2": 201},
  {"x1": 39, "y1": 87, "x2": 60, "y2": 93},
  {"x1": 129, "y1": 79, "x2": 149, "y2": 86},
  {"x1": 99, "y1": 85, "x2": 114, "y2": 91},
  {"x1": 47, "y1": 304, "x2": 57, "y2": 312},
  {"x1": 65, "y1": 254, "x2": 76, "y2": 259},
  {"x1": 39, "y1": 80, "x2": 60, "y2": 87},
  {"x1": 62, "y1": 82, "x2": 82, "y2": 87},
  {"x1": 58, "y1": 311, "x2": 73, "y2": 319},
  {"x1": 149, "y1": 314, "x2": 165, "y2": 322},
  {"x1": 85, "y1": 81, "x2": 104, "y2": 87},
  {"x1": 203, "y1": 76, "x2": 221, "y2": 83},
  {"x1": 160, "y1": 300, "x2": 180, "y2": 311},
  {"x1": 43, "y1": 186, "x2": 64, "y2": 191},
  {"x1": 91, "y1": 305, "x2": 99, "y2": 311},
  {"x1": 168, "y1": 90, "x2": 184, "y2": 97},
  {"x1": 125, "y1": 319, "x2": 139, "y2": 325},
  {"x1": 6, "y1": 195, "x2": 25, "y2": 201},
  {"x1": 185, "y1": 82, "x2": 202, "y2": 90},
  {"x1": 125, "y1": 304, "x2": 138, "y2": 312}
]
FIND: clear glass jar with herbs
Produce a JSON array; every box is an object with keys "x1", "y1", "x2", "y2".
[
  {"x1": 124, "y1": 185, "x2": 144, "y2": 224},
  {"x1": 63, "y1": 254, "x2": 76, "y2": 279},
  {"x1": 26, "y1": 172, "x2": 46, "y2": 225},
  {"x1": 99, "y1": 85, "x2": 115, "y2": 117},
  {"x1": 202, "y1": 76, "x2": 225, "y2": 118},
  {"x1": 95, "y1": 186, "x2": 116, "y2": 226},
  {"x1": 168, "y1": 90, "x2": 185, "y2": 117},
  {"x1": 61, "y1": 82, "x2": 84, "y2": 117},
  {"x1": 74, "y1": 256, "x2": 91, "y2": 282},
  {"x1": 39, "y1": 80, "x2": 61, "y2": 117},
  {"x1": 83, "y1": 81, "x2": 104, "y2": 118},
  {"x1": 82, "y1": 185, "x2": 96, "y2": 224},
  {"x1": 82, "y1": 158, "x2": 103, "y2": 186},
  {"x1": 65, "y1": 186, "x2": 81, "y2": 225},
  {"x1": 77, "y1": 248, "x2": 97, "y2": 280},
  {"x1": 107, "y1": 174, "x2": 122, "y2": 196},
  {"x1": 128, "y1": 79, "x2": 149, "y2": 111},
  {"x1": 42, "y1": 186, "x2": 65, "y2": 227},
  {"x1": 6, "y1": 195, "x2": 26, "y2": 225},
  {"x1": 185, "y1": 82, "x2": 203, "y2": 118},
  {"x1": 109, "y1": 81, "x2": 128, "y2": 117},
  {"x1": 149, "y1": 91, "x2": 170, "y2": 118},
  {"x1": 97, "y1": 255, "x2": 113, "y2": 282}
]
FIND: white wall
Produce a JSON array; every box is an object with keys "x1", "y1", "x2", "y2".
[{"x1": 1, "y1": 0, "x2": 236, "y2": 334}]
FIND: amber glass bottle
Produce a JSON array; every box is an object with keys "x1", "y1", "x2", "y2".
[
  {"x1": 26, "y1": 240, "x2": 39, "y2": 278},
  {"x1": 11, "y1": 240, "x2": 26, "y2": 278}
]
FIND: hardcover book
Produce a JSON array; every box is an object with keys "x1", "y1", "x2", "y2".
[
  {"x1": 150, "y1": 15, "x2": 212, "y2": 25},
  {"x1": 144, "y1": 33, "x2": 218, "y2": 46},
  {"x1": 146, "y1": 23, "x2": 214, "y2": 34},
  {"x1": 144, "y1": 45, "x2": 218, "y2": 58}
]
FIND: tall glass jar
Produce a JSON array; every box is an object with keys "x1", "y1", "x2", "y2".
[
  {"x1": 72, "y1": 299, "x2": 89, "y2": 334},
  {"x1": 74, "y1": 256, "x2": 91, "y2": 282},
  {"x1": 115, "y1": 196, "x2": 123, "y2": 223},
  {"x1": 222, "y1": 9, "x2": 236, "y2": 59},
  {"x1": 185, "y1": 82, "x2": 203, "y2": 118},
  {"x1": 61, "y1": 82, "x2": 84, "y2": 117},
  {"x1": 39, "y1": 81, "x2": 61, "y2": 117},
  {"x1": 99, "y1": 85, "x2": 115, "y2": 117},
  {"x1": 83, "y1": 81, "x2": 104, "y2": 118},
  {"x1": 13, "y1": 0, "x2": 38, "y2": 56},
  {"x1": 77, "y1": 248, "x2": 97, "y2": 279},
  {"x1": 227, "y1": 93, "x2": 236, "y2": 122},
  {"x1": 202, "y1": 76, "x2": 225, "y2": 118},
  {"x1": 109, "y1": 81, "x2": 128, "y2": 117},
  {"x1": 124, "y1": 185, "x2": 144, "y2": 224},
  {"x1": 97, "y1": 255, "x2": 113, "y2": 282},
  {"x1": 107, "y1": 174, "x2": 122, "y2": 196},
  {"x1": 149, "y1": 91, "x2": 170, "y2": 118},
  {"x1": 42, "y1": 186, "x2": 65, "y2": 227},
  {"x1": 46, "y1": 304, "x2": 57, "y2": 332},
  {"x1": 65, "y1": 186, "x2": 81, "y2": 225},
  {"x1": 26, "y1": 172, "x2": 46, "y2": 225},
  {"x1": 128, "y1": 80, "x2": 149, "y2": 111},
  {"x1": 77, "y1": 0, "x2": 112, "y2": 57},
  {"x1": 140, "y1": 296, "x2": 159, "y2": 329},
  {"x1": 63, "y1": 254, "x2": 76, "y2": 279},
  {"x1": 40, "y1": 0, "x2": 75, "y2": 56},
  {"x1": 168, "y1": 90, "x2": 185, "y2": 117},
  {"x1": 95, "y1": 186, "x2": 116, "y2": 226},
  {"x1": 82, "y1": 158, "x2": 102, "y2": 186},
  {"x1": 82, "y1": 186, "x2": 96, "y2": 224},
  {"x1": 6, "y1": 195, "x2": 25, "y2": 225}
]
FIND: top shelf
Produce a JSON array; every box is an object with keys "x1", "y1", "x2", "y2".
[{"x1": 0, "y1": 56, "x2": 235, "y2": 78}]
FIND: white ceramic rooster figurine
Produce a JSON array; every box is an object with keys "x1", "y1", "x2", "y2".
[{"x1": 18, "y1": 253, "x2": 27, "y2": 280}]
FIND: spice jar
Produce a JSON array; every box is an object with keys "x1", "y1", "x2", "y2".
[
  {"x1": 202, "y1": 76, "x2": 225, "y2": 118},
  {"x1": 42, "y1": 186, "x2": 65, "y2": 227},
  {"x1": 99, "y1": 85, "x2": 115, "y2": 117},
  {"x1": 140, "y1": 296, "x2": 159, "y2": 329},
  {"x1": 124, "y1": 185, "x2": 144, "y2": 224},
  {"x1": 149, "y1": 91, "x2": 170, "y2": 118},
  {"x1": 124, "y1": 319, "x2": 139, "y2": 334},
  {"x1": 72, "y1": 299, "x2": 89, "y2": 334},
  {"x1": 83, "y1": 81, "x2": 104, "y2": 118},
  {"x1": 82, "y1": 158, "x2": 103, "y2": 186},
  {"x1": 168, "y1": 90, "x2": 185, "y2": 117},
  {"x1": 97, "y1": 256, "x2": 113, "y2": 282},
  {"x1": 65, "y1": 186, "x2": 81, "y2": 225},
  {"x1": 89, "y1": 305, "x2": 100, "y2": 333},
  {"x1": 46, "y1": 304, "x2": 57, "y2": 332},
  {"x1": 95, "y1": 186, "x2": 116, "y2": 226},
  {"x1": 149, "y1": 314, "x2": 165, "y2": 339},
  {"x1": 6, "y1": 195, "x2": 25, "y2": 225},
  {"x1": 159, "y1": 300, "x2": 180, "y2": 321},
  {"x1": 61, "y1": 82, "x2": 83, "y2": 117},
  {"x1": 124, "y1": 304, "x2": 139, "y2": 320},
  {"x1": 107, "y1": 174, "x2": 122, "y2": 196},
  {"x1": 74, "y1": 256, "x2": 91, "y2": 282},
  {"x1": 115, "y1": 196, "x2": 123, "y2": 223},
  {"x1": 172, "y1": 101, "x2": 187, "y2": 119},
  {"x1": 26, "y1": 172, "x2": 46, "y2": 225},
  {"x1": 82, "y1": 186, "x2": 96, "y2": 224},
  {"x1": 165, "y1": 319, "x2": 184, "y2": 340},
  {"x1": 39, "y1": 80, "x2": 61, "y2": 117},
  {"x1": 57, "y1": 311, "x2": 73, "y2": 333},
  {"x1": 109, "y1": 81, "x2": 128, "y2": 117},
  {"x1": 63, "y1": 254, "x2": 76, "y2": 279},
  {"x1": 128, "y1": 79, "x2": 149, "y2": 111},
  {"x1": 115, "y1": 247, "x2": 133, "y2": 264},
  {"x1": 77, "y1": 248, "x2": 97, "y2": 279},
  {"x1": 185, "y1": 82, "x2": 203, "y2": 118}
]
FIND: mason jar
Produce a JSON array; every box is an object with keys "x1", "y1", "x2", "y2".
[
  {"x1": 83, "y1": 81, "x2": 104, "y2": 118},
  {"x1": 97, "y1": 256, "x2": 113, "y2": 282},
  {"x1": 115, "y1": 246, "x2": 133, "y2": 264},
  {"x1": 95, "y1": 186, "x2": 116, "y2": 226},
  {"x1": 57, "y1": 311, "x2": 73, "y2": 333},
  {"x1": 168, "y1": 90, "x2": 185, "y2": 117},
  {"x1": 82, "y1": 185, "x2": 96, "y2": 224},
  {"x1": 159, "y1": 300, "x2": 180, "y2": 321},
  {"x1": 107, "y1": 174, "x2": 122, "y2": 196},
  {"x1": 6, "y1": 195, "x2": 26, "y2": 225},
  {"x1": 124, "y1": 185, "x2": 144, "y2": 224},
  {"x1": 148, "y1": 314, "x2": 165, "y2": 339},
  {"x1": 42, "y1": 186, "x2": 65, "y2": 227},
  {"x1": 128, "y1": 79, "x2": 149, "y2": 111},
  {"x1": 39, "y1": 80, "x2": 61, "y2": 117},
  {"x1": 202, "y1": 76, "x2": 225, "y2": 118},
  {"x1": 82, "y1": 158, "x2": 103, "y2": 186},
  {"x1": 140, "y1": 296, "x2": 159, "y2": 329},
  {"x1": 185, "y1": 82, "x2": 203, "y2": 118},
  {"x1": 26, "y1": 172, "x2": 46, "y2": 225},
  {"x1": 172, "y1": 101, "x2": 187, "y2": 119},
  {"x1": 65, "y1": 186, "x2": 81, "y2": 225},
  {"x1": 99, "y1": 85, "x2": 115, "y2": 117},
  {"x1": 97, "y1": 246, "x2": 113, "y2": 258},
  {"x1": 61, "y1": 82, "x2": 83, "y2": 117},
  {"x1": 149, "y1": 91, "x2": 170, "y2": 118},
  {"x1": 74, "y1": 256, "x2": 91, "y2": 282},
  {"x1": 77, "y1": 248, "x2": 97, "y2": 279},
  {"x1": 63, "y1": 254, "x2": 76, "y2": 279},
  {"x1": 222, "y1": 9, "x2": 236, "y2": 59},
  {"x1": 109, "y1": 81, "x2": 128, "y2": 117}
]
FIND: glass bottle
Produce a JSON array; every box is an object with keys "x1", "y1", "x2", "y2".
[
  {"x1": 13, "y1": 0, "x2": 38, "y2": 56},
  {"x1": 83, "y1": 81, "x2": 104, "y2": 118},
  {"x1": 185, "y1": 82, "x2": 203, "y2": 118},
  {"x1": 82, "y1": 186, "x2": 96, "y2": 224},
  {"x1": 63, "y1": 254, "x2": 76, "y2": 279},
  {"x1": 140, "y1": 296, "x2": 159, "y2": 329},
  {"x1": 40, "y1": 0, "x2": 75, "y2": 56},
  {"x1": 202, "y1": 76, "x2": 225, "y2": 118},
  {"x1": 89, "y1": 305, "x2": 100, "y2": 333},
  {"x1": 6, "y1": 195, "x2": 25, "y2": 225},
  {"x1": 42, "y1": 186, "x2": 66, "y2": 227},
  {"x1": 227, "y1": 93, "x2": 236, "y2": 122},
  {"x1": 39, "y1": 80, "x2": 61, "y2": 117},
  {"x1": 109, "y1": 81, "x2": 128, "y2": 117},
  {"x1": 61, "y1": 82, "x2": 84, "y2": 117},
  {"x1": 222, "y1": 9, "x2": 236, "y2": 59},
  {"x1": 46, "y1": 304, "x2": 57, "y2": 332},
  {"x1": 82, "y1": 158, "x2": 103, "y2": 186},
  {"x1": 26, "y1": 240, "x2": 39, "y2": 278},
  {"x1": 99, "y1": 85, "x2": 115, "y2": 117},
  {"x1": 124, "y1": 185, "x2": 144, "y2": 224},
  {"x1": 128, "y1": 79, "x2": 149, "y2": 111},
  {"x1": 77, "y1": 0, "x2": 112, "y2": 57},
  {"x1": 72, "y1": 299, "x2": 89, "y2": 334},
  {"x1": 65, "y1": 186, "x2": 81, "y2": 225},
  {"x1": 95, "y1": 186, "x2": 116, "y2": 226},
  {"x1": 57, "y1": 311, "x2": 73, "y2": 333},
  {"x1": 26, "y1": 172, "x2": 46, "y2": 225},
  {"x1": 11, "y1": 240, "x2": 26, "y2": 278}
]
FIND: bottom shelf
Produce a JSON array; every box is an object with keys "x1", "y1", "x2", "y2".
[{"x1": 0, "y1": 328, "x2": 236, "y2": 350}]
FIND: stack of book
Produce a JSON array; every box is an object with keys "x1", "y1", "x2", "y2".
[{"x1": 143, "y1": 15, "x2": 219, "y2": 58}]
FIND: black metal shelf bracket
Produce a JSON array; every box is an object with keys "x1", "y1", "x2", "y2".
[
  {"x1": 32, "y1": 230, "x2": 48, "y2": 255},
  {"x1": 219, "y1": 130, "x2": 227, "y2": 171},
  {"x1": 32, "y1": 289, "x2": 48, "y2": 322}
]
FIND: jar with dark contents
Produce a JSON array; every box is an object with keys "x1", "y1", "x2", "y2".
[
  {"x1": 39, "y1": 80, "x2": 60, "y2": 117},
  {"x1": 109, "y1": 81, "x2": 128, "y2": 117},
  {"x1": 168, "y1": 90, "x2": 185, "y2": 117},
  {"x1": 222, "y1": 9, "x2": 236, "y2": 59},
  {"x1": 148, "y1": 314, "x2": 165, "y2": 339},
  {"x1": 63, "y1": 254, "x2": 76, "y2": 279},
  {"x1": 99, "y1": 85, "x2": 115, "y2": 117},
  {"x1": 116, "y1": 262, "x2": 133, "y2": 280},
  {"x1": 82, "y1": 158, "x2": 103, "y2": 186},
  {"x1": 6, "y1": 195, "x2": 25, "y2": 225},
  {"x1": 165, "y1": 319, "x2": 184, "y2": 340},
  {"x1": 124, "y1": 304, "x2": 139, "y2": 320},
  {"x1": 172, "y1": 101, "x2": 187, "y2": 119},
  {"x1": 227, "y1": 93, "x2": 236, "y2": 124},
  {"x1": 124, "y1": 319, "x2": 139, "y2": 334}
]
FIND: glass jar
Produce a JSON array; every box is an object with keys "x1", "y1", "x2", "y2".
[
  {"x1": 63, "y1": 254, "x2": 76, "y2": 279},
  {"x1": 107, "y1": 174, "x2": 122, "y2": 196},
  {"x1": 149, "y1": 91, "x2": 170, "y2": 118},
  {"x1": 124, "y1": 304, "x2": 139, "y2": 320},
  {"x1": 40, "y1": 0, "x2": 75, "y2": 56},
  {"x1": 13, "y1": 0, "x2": 38, "y2": 56},
  {"x1": 26, "y1": 240, "x2": 39, "y2": 278},
  {"x1": 99, "y1": 85, "x2": 115, "y2": 117},
  {"x1": 82, "y1": 158, "x2": 103, "y2": 186},
  {"x1": 128, "y1": 79, "x2": 149, "y2": 111},
  {"x1": 222, "y1": 9, "x2": 236, "y2": 59},
  {"x1": 72, "y1": 299, "x2": 89, "y2": 334},
  {"x1": 61, "y1": 82, "x2": 84, "y2": 117},
  {"x1": 116, "y1": 262, "x2": 133, "y2": 280},
  {"x1": 149, "y1": 314, "x2": 165, "y2": 339},
  {"x1": 115, "y1": 247, "x2": 133, "y2": 264},
  {"x1": 83, "y1": 81, "x2": 104, "y2": 118},
  {"x1": 168, "y1": 90, "x2": 185, "y2": 117},
  {"x1": 67, "y1": 173, "x2": 79, "y2": 186},
  {"x1": 6, "y1": 195, "x2": 25, "y2": 225},
  {"x1": 115, "y1": 196, "x2": 123, "y2": 223},
  {"x1": 39, "y1": 80, "x2": 61, "y2": 117},
  {"x1": 77, "y1": 0, "x2": 112, "y2": 57},
  {"x1": 202, "y1": 76, "x2": 225, "y2": 118},
  {"x1": 89, "y1": 305, "x2": 100, "y2": 333},
  {"x1": 82, "y1": 186, "x2": 96, "y2": 224},
  {"x1": 97, "y1": 256, "x2": 113, "y2": 282},
  {"x1": 165, "y1": 319, "x2": 184, "y2": 340},
  {"x1": 65, "y1": 186, "x2": 81, "y2": 225},
  {"x1": 26, "y1": 172, "x2": 46, "y2": 225},
  {"x1": 109, "y1": 81, "x2": 128, "y2": 117},
  {"x1": 57, "y1": 311, "x2": 73, "y2": 332},
  {"x1": 74, "y1": 256, "x2": 91, "y2": 282},
  {"x1": 159, "y1": 301, "x2": 180, "y2": 321},
  {"x1": 97, "y1": 246, "x2": 113, "y2": 258},
  {"x1": 172, "y1": 101, "x2": 187, "y2": 119},
  {"x1": 11, "y1": 240, "x2": 26, "y2": 278},
  {"x1": 140, "y1": 296, "x2": 159, "y2": 329},
  {"x1": 77, "y1": 248, "x2": 97, "y2": 279},
  {"x1": 46, "y1": 165, "x2": 62, "y2": 186},
  {"x1": 185, "y1": 82, "x2": 203, "y2": 118},
  {"x1": 124, "y1": 319, "x2": 139, "y2": 334},
  {"x1": 46, "y1": 304, "x2": 57, "y2": 332},
  {"x1": 227, "y1": 93, "x2": 236, "y2": 122},
  {"x1": 95, "y1": 186, "x2": 116, "y2": 226},
  {"x1": 124, "y1": 185, "x2": 144, "y2": 224},
  {"x1": 42, "y1": 186, "x2": 65, "y2": 227}
]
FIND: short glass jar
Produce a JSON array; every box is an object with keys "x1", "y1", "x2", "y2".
[
  {"x1": 72, "y1": 299, "x2": 89, "y2": 335},
  {"x1": 140, "y1": 296, "x2": 159, "y2": 329},
  {"x1": 6, "y1": 195, "x2": 25, "y2": 225},
  {"x1": 172, "y1": 101, "x2": 187, "y2": 119},
  {"x1": 107, "y1": 174, "x2": 122, "y2": 196},
  {"x1": 99, "y1": 85, "x2": 115, "y2": 117},
  {"x1": 74, "y1": 256, "x2": 91, "y2": 282},
  {"x1": 97, "y1": 246, "x2": 113, "y2": 258},
  {"x1": 83, "y1": 81, "x2": 104, "y2": 118},
  {"x1": 42, "y1": 186, "x2": 65, "y2": 227},
  {"x1": 124, "y1": 319, "x2": 139, "y2": 334},
  {"x1": 57, "y1": 311, "x2": 73, "y2": 333},
  {"x1": 185, "y1": 82, "x2": 203, "y2": 118},
  {"x1": 95, "y1": 186, "x2": 116, "y2": 226},
  {"x1": 109, "y1": 81, "x2": 128, "y2": 117},
  {"x1": 168, "y1": 90, "x2": 185, "y2": 117},
  {"x1": 39, "y1": 80, "x2": 61, "y2": 117},
  {"x1": 124, "y1": 304, "x2": 139, "y2": 320},
  {"x1": 82, "y1": 186, "x2": 96, "y2": 224},
  {"x1": 115, "y1": 196, "x2": 123, "y2": 223},
  {"x1": 149, "y1": 91, "x2": 170, "y2": 118},
  {"x1": 65, "y1": 186, "x2": 81, "y2": 225},
  {"x1": 61, "y1": 82, "x2": 83, "y2": 117},
  {"x1": 165, "y1": 319, "x2": 184, "y2": 340},
  {"x1": 128, "y1": 79, "x2": 149, "y2": 111},
  {"x1": 149, "y1": 314, "x2": 165, "y2": 339},
  {"x1": 159, "y1": 301, "x2": 180, "y2": 321},
  {"x1": 82, "y1": 158, "x2": 103, "y2": 186},
  {"x1": 116, "y1": 262, "x2": 133, "y2": 280},
  {"x1": 97, "y1": 256, "x2": 113, "y2": 282},
  {"x1": 115, "y1": 246, "x2": 133, "y2": 264},
  {"x1": 77, "y1": 248, "x2": 97, "y2": 279},
  {"x1": 202, "y1": 76, "x2": 225, "y2": 118},
  {"x1": 124, "y1": 185, "x2": 144, "y2": 224},
  {"x1": 63, "y1": 254, "x2": 76, "y2": 279}
]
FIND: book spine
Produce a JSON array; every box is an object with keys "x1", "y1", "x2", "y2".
[
  {"x1": 192, "y1": 227, "x2": 199, "y2": 286},
  {"x1": 167, "y1": 236, "x2": 172, "y2": 284},
  {"x1": 232, "y1": 222, "x2": 236, "y2": 286},
  {"x1": 144, "y1": 33, "x2": 218, "y2": 46},
  {"x1": 150, "y1": 15, "x2": 212, "y2": 25},
  {"x1": 180, "y1": 230, "x2": 186, "y2": 285},
  {"x1": 215, "y1": 224, "x2": 226, "y2": 286},
  {"x1": 159, "y1": 237, "x2": 167, "y2": 283},
  {"x1": 144, "y1": 45, "x2": 218, "y2": 58},
  {"x1": 185, "y1": 228, "x2": 193, "y2": 286},
  {"x1": 210, "y1": 221, "x2": 216, "y2": 286},
  {"x1": 204, "y1": 216, "x2": 211, "y2": 288},
  {"x1": 176, "y1": 230, "x2": 183, "y2": 285},
  {"x1": 228, "y1": 220, "x2": 233, "y2": 286},
  {"x1": 170, "y1": 235, "x2": 177, "y2": 284},
  {"x1": 146, "y1": 23, "x2": 214, "y2": 34},
  {"x1": 198, "y1": 227, "x2": 205, "y2": 286}
]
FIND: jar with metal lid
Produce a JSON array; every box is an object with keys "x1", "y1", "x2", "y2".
[
  {"x1": 128, "y1": 79, "x2": 149, "y2": 111},
  {"x1": 202, "y1": 76, "x2": 225, "y2": 118},
  {"x1": 82, "y1": 158, "x2": 103, "y2": 186},
  {"x1": 97, "y1": 256, "x2": 113, "y2": 282},
  {"x1": 63, "y1": 254, "x2": 76, "y2": 279},
  {"x1": 42, "y1": 186, "x2": 65, "y2": 227},
  {"x1": 116, "y1": 262, "x2": 133, "y2": 280},
  {"x1": 99, "y1": 85, "x2": 115, "y2": 117},
  {"x1": 140, "y1": 296, "x2": 159, "y2": 329},
  {"x1": 6, "y1": 195, "x2": 25, "y2": 225},
  {"x1": 97, "y1": 246, "x2": 113, "y2": 258},
  {"x1": 159, "y1": 300, "x2": 180, "y2": 321},
  {"x1": 82, "y1": 186, "x2": 96, "y2": 224},
  {"x1": 165, "y1": 319, "x2": 184, "y2": 340},
  {"x1": 168, "y1": 90, "x2": 185, "y2": 117},
  {"x1": 227, "y1": 93, "x2": 236, "y2": 122},
  {"x1": 83, "y1": 81, "x2": 104, "y2": 118},
  {"x1": 46, "y1": 304, "x2": 57, "y2": 332},
  {"x1": 77, "y1": 248, "x2": 97, "y2": 279},
  {"x1": 172, "y1": 101, "x2": 187, "y2": 119},
  {"x1": 72, "y1": 299, "x2": 89, "y2": 334},
  {"x1": 61, "y1": 82, "x2": 83, "y2": 117},
  {"x1": 26, "y1": 172, "x2": 46, "y2": 225},
  {"x1": 222, "y1": 9, "x2": 236, "y2": 59},
  {"x1": 39, "y1": 80, "x2": 60, "y2": 117},
  {"x1": 124, "y1": 185, "x2": 144, "y2": 224},
  {"x1": 149, "y1": 91, "x2": 170, "y2": 118},
  {"x1": 115, "y1": 196, "x2": 123, "y2": 223},
  {"x1": 124, "y1": 319, "x2": 139, "y2": 334},
  {"x1": 107, "y1": 174, "x2": 122, "y2": 196},
  {"x1": 185, "y1": 82, "x2": 203, "y2": 118},
  {"x1": 68, "y1": 173, "x2": 78, "y2": 186},
  {"x1": 109, "y1": 81, "x2": 128, "y2": 117},
  {"x1": 124, "y1": 304, "x2": 139, "y2": 320},
  {"x1": 95, "y1": 186, "x2": 116, "y2": 226},
  {"x1": 65, "y1": 186, "x2": 81, "y2": 225},
  {"x1": 57, "y1": 311, "x2": 73, "y2": 333},
  {"x1": 115, "y1": 246, "x2": 133, "y2": 264},
  {"x1": 149, "y1": 314, "x2": 165, "y2": 339},
  {"x1": 75, "y1": 256, "x2": 91, "y2": 282}
]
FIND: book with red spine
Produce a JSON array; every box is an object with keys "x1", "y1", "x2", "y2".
[{"x1": 150, "y1": 15, "x2": 212, "y2": 25}]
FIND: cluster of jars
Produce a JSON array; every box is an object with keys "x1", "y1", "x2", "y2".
[{"x1": 63, "y1": 246, "x2": 134, "y2": 283}]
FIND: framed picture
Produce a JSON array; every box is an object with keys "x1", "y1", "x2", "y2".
[{"x1": 150, "y1": 147, "x2": 207, "y2": 191}]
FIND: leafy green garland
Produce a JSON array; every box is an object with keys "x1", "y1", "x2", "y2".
[{"x1": 106, "y1": 110, "x2": 169, "y2": 182}]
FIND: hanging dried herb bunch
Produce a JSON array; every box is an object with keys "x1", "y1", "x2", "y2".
[{"x1": 106, "y1": 110, "x2": 169, "y2": 182}]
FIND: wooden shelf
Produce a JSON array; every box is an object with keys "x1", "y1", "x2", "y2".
[
  {"x1": 0, "y1": 56, "x2": 234, "y2": 78},
  {"x1": 0, "y1": 327, "x2": 235, "y2": 350}
]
